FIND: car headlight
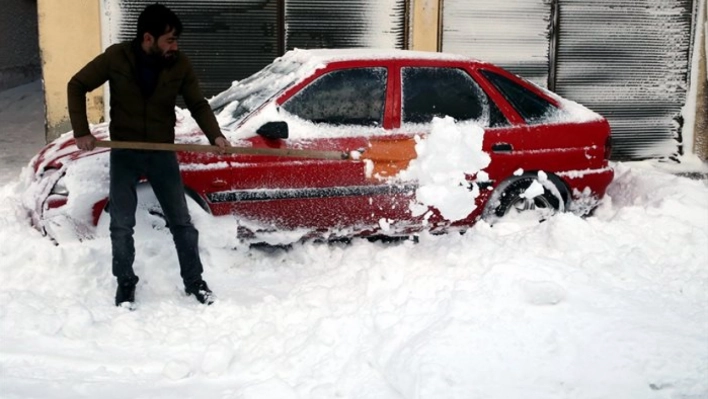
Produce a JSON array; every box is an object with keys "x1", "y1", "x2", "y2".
[{"x1": 50, "y1": 176, "x2": 69, "y2": 196}]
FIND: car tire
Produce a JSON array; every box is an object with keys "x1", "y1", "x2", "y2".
[{"x1": 485, "y1": 176, "x2": 567, "y2": 223}]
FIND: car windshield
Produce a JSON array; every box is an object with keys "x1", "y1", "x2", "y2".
[{"x1": 210, "y1": 56, "x2": 306, "y2": 127}]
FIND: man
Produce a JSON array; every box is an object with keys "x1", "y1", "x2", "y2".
[{"x1": 68, "y1": 4, "x2": 230, "y2": 307}]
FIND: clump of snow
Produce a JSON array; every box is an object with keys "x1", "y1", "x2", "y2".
[
  {"x1": 521, "y1": 179, "x2": 545, "y2": 199},
  {"x1": 378, "y1": 217, "x2": 392, "y2": 231},
  {"x1": 397, "y1": 116, "x2": 491, "y2": 222},
  {"x1": 520, "y1": 279, "x2": 566, "y2": 306},
  {"x1": 162, "y1": 360, "x2": 192, "y2": 380},
  {"x1": 201, "y1": 336, "x2": 237, "y2": 376}
]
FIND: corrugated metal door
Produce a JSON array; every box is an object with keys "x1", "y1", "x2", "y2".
[
  {"x1": 440, "y1": 0, "x2": 553, "y2": 87},
  {"x1": 105, "y1": 0, "x2": 281, "y2": 97},
  {"x1": 285, "y1": 0, "x2": 407, "y2": 50},
  {"x1": 554, "y1": 0, "x2": 694, "y2": 160},
  {"x1": 105, "y1": 0, "x2": 407, "y2": 99}
]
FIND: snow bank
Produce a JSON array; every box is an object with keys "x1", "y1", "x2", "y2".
[{"x1": 1, "y1": 160, "x2": 706, "y2": 398}]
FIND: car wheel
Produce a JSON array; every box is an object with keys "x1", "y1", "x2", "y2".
[{"x1": 485, "y1": 177, "x2": 566, "y2": 223}]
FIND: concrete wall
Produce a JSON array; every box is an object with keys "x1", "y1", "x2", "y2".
[
  {"x1": 693, "y1": 0, "x2": 708, "y2": 161},
  {"x1": 410, "y1": 0, "x2": 440, "y2": 51},
  {"x1": 0, "y1": 0, "x2": 41, "y2": 91},
  {"x1": 38, "y1": 0, "x2": 103, "y2": 142}
]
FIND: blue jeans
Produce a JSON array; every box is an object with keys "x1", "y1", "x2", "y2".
[{"x1": 109, "y1": 149, "x2": 203, "y2": 287}]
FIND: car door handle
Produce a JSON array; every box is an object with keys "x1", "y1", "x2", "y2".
[{"x1": 492, "y1": 143, "x2": 513, "y2": 153}]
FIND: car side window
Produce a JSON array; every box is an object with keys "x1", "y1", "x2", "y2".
[
  {"x1": 282, "y1": 67, "x2": 387, "y2": 126},
  {"x1": 480, "y1": 69, "x2": 558, "y2": 125},
  {"x1": 401, "y1": 67, "x2": 506, "y2": 127}
]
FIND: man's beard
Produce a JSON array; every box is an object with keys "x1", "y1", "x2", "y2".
[{"x1": 150, "y1": 43, "x2": 177, "y2": 65}]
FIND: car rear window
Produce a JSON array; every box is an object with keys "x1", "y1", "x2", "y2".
[
  {"x1": 401, "y1": 67, "x2": 507, "y2": 127},
  {"x1": 480, "y1": 69, "x2": 558, "y2": 125},
  {"x1": 282, "y1": 67, "x2": 387, "y2": 126}
]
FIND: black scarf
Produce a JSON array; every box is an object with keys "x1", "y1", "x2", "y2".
[{"x1": 133, "y1": 40, "x2": 164, "y2": 98}]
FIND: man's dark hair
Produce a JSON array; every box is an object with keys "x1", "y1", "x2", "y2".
[{"x1": 136, "y1": 3, "x2": 183, "y2": 40}]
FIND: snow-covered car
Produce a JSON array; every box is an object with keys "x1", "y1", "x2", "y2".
[{"x1": 23, "y1": 48, "x2": 613, "y2": 245}]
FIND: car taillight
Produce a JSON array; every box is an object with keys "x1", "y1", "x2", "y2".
[{"x1": 604, "y1": 136, "x2": 613, "y2": 160}]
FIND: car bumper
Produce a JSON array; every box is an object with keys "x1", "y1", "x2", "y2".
[{"x1": 558, "y1": 165, "x2": 614, "y2": 215}]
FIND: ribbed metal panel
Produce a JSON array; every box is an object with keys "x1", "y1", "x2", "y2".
[
  {"x1": 554, "y1": 0, "x2": 693, "y2": 160},
  {"x1": 441, "y1": 0, "x2": 552, "y2": 86},
  {"x1": 108, "y1": 0, "x2": 406, "y2": 97},
  {"x1": 112, "y1": 0, "x2": 280, "y2": 97},
  {"x1": 285, "y1": 0, "x2": 407, "y2": 50}
]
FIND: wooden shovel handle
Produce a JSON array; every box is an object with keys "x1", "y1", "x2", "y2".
[{"x1": 94, "y1": 140, "x2": 349, "y2": 160}]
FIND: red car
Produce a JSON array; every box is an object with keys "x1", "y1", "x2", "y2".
[{"x1": 23, "y1": 49, "x2": 613, "y2": 245}]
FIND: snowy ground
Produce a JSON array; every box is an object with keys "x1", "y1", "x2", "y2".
[{"x1": 0, "y1": 81, "x2": 707, "y2": 398}]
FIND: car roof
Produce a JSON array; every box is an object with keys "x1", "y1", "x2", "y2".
[{"x1": 284, "y1": 48, "x2": 483, "y2": 65}]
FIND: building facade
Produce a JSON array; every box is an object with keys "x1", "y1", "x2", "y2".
[{"x1": 37, "y1": 0, "x2": 707, "y2": 161}]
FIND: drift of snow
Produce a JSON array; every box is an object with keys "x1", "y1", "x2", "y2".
[
  {"x1": 398, "y1": 116, "x2": 491, "y2": 222},
  {"x1": 2, "y1": 82, "x2": 708, "y2": 399},
  {"x1": 2, "y1": 159, "x2": 707, "y2": 399}
]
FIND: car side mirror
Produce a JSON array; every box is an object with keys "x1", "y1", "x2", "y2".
[{"x1": 256, "y1": 121, "x2": 289, "y2": 140}]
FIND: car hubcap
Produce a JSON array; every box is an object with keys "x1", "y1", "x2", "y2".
[{"x1": 508, "y1": 195, "x2": 555, "y2": 219}]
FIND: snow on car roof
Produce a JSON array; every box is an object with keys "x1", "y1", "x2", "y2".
[
  {"x1": 283, "y1": 47, "x2": 480, "y2": 64},
  {"x1": 288, "y1": 48, "x2": 604, "y2": 124},
  {"x1": 202, "y1": 47, "x2": 602, "y2": 137},
  {"x1": 208, "y1": 48, "x2": 482, "y2": 131}
]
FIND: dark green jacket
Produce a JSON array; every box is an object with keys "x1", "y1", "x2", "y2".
[{"x1": 68, "y1": 41, "x2": 224, "y2": 144}]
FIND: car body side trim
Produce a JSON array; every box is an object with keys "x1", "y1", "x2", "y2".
[
  {"x1": 206, "y1": 180, "x2": 494, "y2": 203},
  {"x1": 206, "y1": 183, "x2": 417, "y2": 203}
]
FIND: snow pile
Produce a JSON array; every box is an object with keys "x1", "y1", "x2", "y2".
[
  {"x1": 398, "y1": 116, "x2": 491, "y2": 222},
  {"x1": 0, "y1": 161, "x2": 707, "y2": 398},
  {"x1": 1, "y1": 80, "x2": 707, "y2": 399}
]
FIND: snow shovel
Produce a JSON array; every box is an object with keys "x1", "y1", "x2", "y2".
[
  {"x1": 94, "y1": 137, "x2": 417, "y2": 163},
  {"x1": 94, "y1": 140, "x2": 349, "y2": 160}
]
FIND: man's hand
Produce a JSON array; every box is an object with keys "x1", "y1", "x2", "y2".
[
  {"x1": 214, "y1": 136, "x2": 231, "y2": 155},
  {"x1": 75, "y1": 134, "x2": 97, "y2": 151}
]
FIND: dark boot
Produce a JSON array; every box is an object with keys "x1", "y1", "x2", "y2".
[
  {"x1": 115, "y1": 276, "x2": 139, "y2": 307},
  {"x1": 185, "y1": 280, "x2": 214, "y2": 305}
]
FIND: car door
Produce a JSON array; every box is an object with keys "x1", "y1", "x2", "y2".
[
  {"x1": 385, "y1": 62, "x2": 528, "y2": 230},
  {"x1": 209, "y1": 63, "x2": 397, "y2": 236},
  {"x1": 477, "y1": 68, "x2": 609, "y2": 174}
]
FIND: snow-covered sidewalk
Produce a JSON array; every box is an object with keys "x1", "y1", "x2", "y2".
[{"x1": 0, "y1": 82, "x2": 707, "y2": 399}]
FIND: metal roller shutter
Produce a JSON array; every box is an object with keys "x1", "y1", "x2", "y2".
[
  {"x1": 106, "y1": 0, "x2": 281, "y2": 98},
  {"x1": 105, "y1": 0, "x2": 407, "y2": 99},
  {"x1": 285, "y1": 0, "x2": 408, "y2": 50},
  {"x1": 554, "y1": 0, "x2": 694, "y2": 160},
  {"x1": 441, "y1": 0, "x2": 553, "y2": 86}
]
